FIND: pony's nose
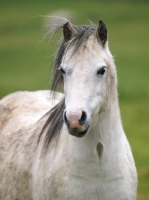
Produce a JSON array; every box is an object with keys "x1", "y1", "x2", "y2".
[{"x1": 64, "y1": 110, "x2": 87, "y2": 130}]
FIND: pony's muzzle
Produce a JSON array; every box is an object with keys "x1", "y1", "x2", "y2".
[{"x1": 64, "y1": 109, "x2": 89, "y2": 137}]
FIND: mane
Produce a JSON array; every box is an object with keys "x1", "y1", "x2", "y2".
[{"x1": 39, "y1": 20, "x2": 98, "y2": 149}]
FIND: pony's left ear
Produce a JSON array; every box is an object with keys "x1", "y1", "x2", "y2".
[
  {"x1": 63, "y1": 22, "x2": 77, "y2": 42},
  {"x1": 97, "y1": 20, "x2": 107, "y2": 46}
]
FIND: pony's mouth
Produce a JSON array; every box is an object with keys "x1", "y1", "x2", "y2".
[{"x1": 68, "y1": 126, "x2": 89, "y2": 138}]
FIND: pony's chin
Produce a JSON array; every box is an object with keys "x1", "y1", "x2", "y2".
[{"x1": 68, "y1": 127, "x2": 89, "y2": 138}]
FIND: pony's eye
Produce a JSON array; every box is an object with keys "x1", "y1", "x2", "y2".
[
  {"x1": 97, "y1": 66, "x2": 107, "y2": 76},
  {"x1": 60, "y1": 67, "x2": 65, "y2": 75}
]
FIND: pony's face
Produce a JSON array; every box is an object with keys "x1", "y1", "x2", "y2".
[{"x1": 60, "y1": 22, "x2": 113, "y2": 137}]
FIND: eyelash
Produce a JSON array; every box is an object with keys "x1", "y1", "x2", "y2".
[
  {"x1": 60, "y1": 68, "x2": 65, "y2": 74},
  {"x1": 58, "y1": 66, "x2": 66, "y2": 75},
  {"x1": 97, "y1": 66, "x2": 107, "y2": 75}
]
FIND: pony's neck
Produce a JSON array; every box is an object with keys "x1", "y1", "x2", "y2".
[{"x1": 64, "y1": 98, "x2": 123, "y2": 160}]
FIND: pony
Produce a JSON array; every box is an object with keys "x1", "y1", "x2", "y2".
[{"x1": 0, "y1": 20, "x2": 137, "y2": 200}]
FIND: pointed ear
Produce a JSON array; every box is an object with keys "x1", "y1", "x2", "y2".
[
  {"x1": 63, "y1": 22, "x2": 77, "y2": 41},
  {"x1": 97, "y1": 20, "x2": 107, "y2": 46}
]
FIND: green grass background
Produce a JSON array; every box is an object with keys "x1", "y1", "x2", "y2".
[{"x1": 0, "y1": 0, "x2": 149, "y2": 199}]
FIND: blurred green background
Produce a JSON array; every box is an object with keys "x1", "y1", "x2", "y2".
[{"x1": 0, "y1": 0, "x2": 148, "y2": 199}]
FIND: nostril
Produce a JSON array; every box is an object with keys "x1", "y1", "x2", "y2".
[{"x1": 79, "y1": 111, "x2": 87, "y2": 125}]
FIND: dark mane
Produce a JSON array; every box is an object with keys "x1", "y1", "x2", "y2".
[{"x1": 39, "y1": 21, "x2": 97, "y2": 149}]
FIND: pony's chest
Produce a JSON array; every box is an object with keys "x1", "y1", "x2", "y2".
[
  {"x1": 50, "y1": 173, "x2": 126, "y2": 200},
  {"x1": 49, "y1": 161, "x2": 125, "y2": 200}
]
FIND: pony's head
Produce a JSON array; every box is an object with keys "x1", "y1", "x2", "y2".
[
  {"x1": 57, "y1": 21, "x2": 116, "y2": 137},
  {"x1": 40, "y1": 20, "x2": 117, "y2": 148}
]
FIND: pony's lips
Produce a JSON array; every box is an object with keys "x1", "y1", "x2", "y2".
[{"x1": 68, "y1": 126, "x2": 89, "y2": 138}]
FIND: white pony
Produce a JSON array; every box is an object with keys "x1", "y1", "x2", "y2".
[{"x1": 0, "y1": 20, "x2": 137, "y2": 200}]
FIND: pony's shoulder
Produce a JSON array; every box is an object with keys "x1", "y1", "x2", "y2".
[
  {"x1": 0, "y1": 90, "x2": 63, "y2": 130},
  {"x1": 0, "y1": 90, "x2": 63, "y2": 109},
  {"x1": 0, "y1": 91, "x2": 48, "y2": 112}
]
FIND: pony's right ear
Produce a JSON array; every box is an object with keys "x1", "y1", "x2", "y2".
[
  {"x1": 63, "y1": 22, "x2": 77, "y2": 41},
  {"x1": 97, "y1": 20, "x2": 107, "y2": 46}
]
